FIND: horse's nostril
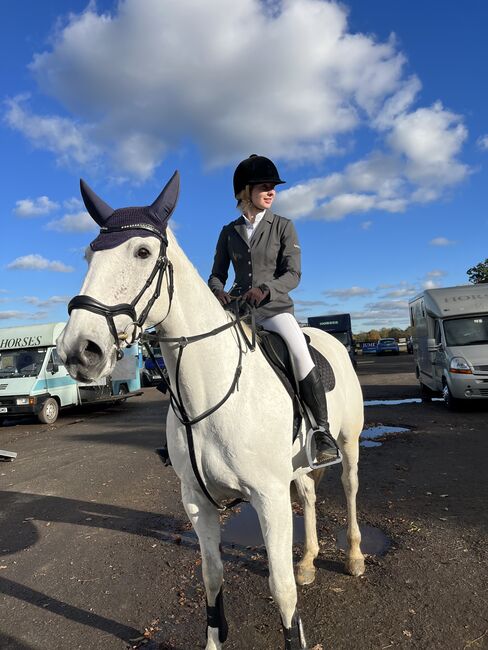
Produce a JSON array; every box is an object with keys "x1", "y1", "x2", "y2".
[{"x1": 84, "y1": 339, "x2": 103, "y2": 364}]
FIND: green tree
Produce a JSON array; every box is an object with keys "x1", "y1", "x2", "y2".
[{"x1": 467, "y1": 258, "x2": 488, "y2": 284}]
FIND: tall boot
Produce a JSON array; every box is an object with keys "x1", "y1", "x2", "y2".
[{"x1": 298, "y1": 366, "x2": 340, "y2": 464}]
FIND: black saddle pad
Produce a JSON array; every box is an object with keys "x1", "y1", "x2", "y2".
[{"x1": 258, "y1": 330, "x2": 335, "y2": 396}]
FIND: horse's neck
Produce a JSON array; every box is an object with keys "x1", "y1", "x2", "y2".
[{"x1": 156, "y1": 231, "x2": 240, "y2": 404}]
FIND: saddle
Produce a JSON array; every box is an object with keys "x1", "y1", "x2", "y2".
[{"x1": 258, "y1": 329, "x2": 335, "y2": 440}]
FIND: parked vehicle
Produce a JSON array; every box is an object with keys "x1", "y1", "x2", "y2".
[
  {"x1": 376, "y1": 338, "x2": 400, "y2": 355},
  {"x1": 0, "y1": 322, "x2": 141, "y2": 424},
  {"x1": 361, "y1": 342, "x2": 377, "y2": 354},
  {"x1": 141, "y1": 349, "x2": 166, "y2": 387},
  {"x1": 409, "y1": 285, "x2": 488, "y2": 408},
  {"x1": 307, "y1": 313, "x2": 356, "y2": 366}
]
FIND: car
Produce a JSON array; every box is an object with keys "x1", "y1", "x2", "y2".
[{"x1": 376, "y1": 338, "x2": 400, "y2": 355}]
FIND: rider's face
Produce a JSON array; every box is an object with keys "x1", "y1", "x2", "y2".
[{"x1": 251, "y1": 183, "x2": 276, "y2": 211}]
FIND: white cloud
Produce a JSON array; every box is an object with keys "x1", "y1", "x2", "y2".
[
  {"x1": 365, "y1": 299, "x2": 409, "y2": 311},
  {"x1": 6, "y1": 254, "x2": 74, "y2": 272},
  {"x1": 46, "y1": 210, "x2": 96, "y2": 233},
  {"x1": 476, "y1": 134, "x2": 488, "y2": 150},
  {"x1": 322, "y1": 286, "x2": 373, "y2": 299},
  {"x1": 4, "y1": 95, "x2": 99, "y2": 166},
  {"x1": 63, "y1": 197, "x2": 84, "y2": 210},
  {"x1": 361, "y1": 220, "x2": 372, "y2": 230},
  {"x1": 422, "y1": 269, "x2": 447, "y2": 289},
  {"x1": 0, "y1": 310, "x2": 48, "y2": 321},
  {"x1": 14, "y1": 195, "x2": 59, "y2": 217},
  {"x1": 24, "y1": 295, "x2": 70, "y2": 308},
  {"x1": 430, "y1": 236, "x2": 456, "y2": 246},
  {"x1": 3, "y1": 0, "x2": 466, "y2": 189}
]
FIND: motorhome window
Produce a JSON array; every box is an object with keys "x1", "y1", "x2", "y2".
[
  {"x1": 331, "y1": 332, "x2": 349, "y2": 346},
  {"x1": 434, "y1": 321, "x2": 441, "y2": 344},
  {"x1": 0, "y1": 348, "x2": 47, "y2": 378},
  {"x1": 443, "y1": 317, "x2": 488, "y2": 347}
]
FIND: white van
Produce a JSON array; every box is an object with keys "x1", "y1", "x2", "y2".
[
  {"x1": 0, "y1": 322, "x2": 141, "y2": 424},
  {"x1": 409, "y1": 285, "x2": 488, "y2": 407}
]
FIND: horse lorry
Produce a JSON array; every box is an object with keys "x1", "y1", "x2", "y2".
[
  {"x1": 0, "y1": 322, "x2": 142, "y2": 424},
  {"x1": 409, "y1": 285, "x2": 488, "y2": 407},
  {"x1": 307, "y1": 313, "x2": 357, "y2": 366}
]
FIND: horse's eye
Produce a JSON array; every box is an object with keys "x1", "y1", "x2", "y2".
[{"x1": 137, "y1": 247, "x2": 151, "y2": 259}]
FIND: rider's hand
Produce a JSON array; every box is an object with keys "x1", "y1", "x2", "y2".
[
  {"x1": 215, "y1": 290, "x2": 232, "y2": 306},
  {"x1": 242, "y1": 286, "x2": 269, "y2": 307}
]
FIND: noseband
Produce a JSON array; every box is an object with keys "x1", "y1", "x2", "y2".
[{"x1": 68, "y1": 226, "x2": 174, "y2": 358}]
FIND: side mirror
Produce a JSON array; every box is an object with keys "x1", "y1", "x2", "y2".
[
  {"x1": 49, "y1": 364, "x2": 59, "y2": 374},
  {"x1": 427, "y1": 338, "x2": 441, "y2": 352}
]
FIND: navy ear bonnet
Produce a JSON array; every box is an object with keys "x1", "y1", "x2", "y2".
[{"x1": 80, "y1": 171, "x2": 180, "y2": 251}]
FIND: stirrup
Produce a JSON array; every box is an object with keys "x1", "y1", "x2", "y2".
[{"x1": 305, "y1": 428, "x2": 343, "y2": 470}]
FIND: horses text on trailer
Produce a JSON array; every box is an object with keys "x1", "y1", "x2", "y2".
[
  {"x1": 0, "y1": 322, "x2": 142, "y2": 424},
  {"x1": 409, "y1": 285, "x2": 488, "y2": 407},
  {"x1": 307, "y1": 313, "x2": 356, "y2": 364}
]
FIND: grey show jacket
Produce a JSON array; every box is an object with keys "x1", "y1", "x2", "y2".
[{"x1": 208, "y1": 210, "x2": 301, "y2": 319}]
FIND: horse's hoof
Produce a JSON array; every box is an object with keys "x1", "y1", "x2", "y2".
[
  {"x1": 345, "y1": 557, "x2": 365, "y2": 576},
  {"x1": 296, "y1": 565, "x2": 316, "y2": 586}
]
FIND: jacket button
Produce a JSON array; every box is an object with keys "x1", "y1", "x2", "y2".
[
  {"x1": 248, "y1": 273, "x2": 252, "y2": 277},
  {"x1": 248, "y1": 260, "x2": 251, "y2": 265}
]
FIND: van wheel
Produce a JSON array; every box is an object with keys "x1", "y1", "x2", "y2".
[
  {"x1": 442, "y1": 384, "x2": 461, "y2": 411},
  {"x1": 38, "y1": 398, "x2": 59, "y2": 424},
  {"x1": 118, "y1": 384, "x2": 129, "y2": 402},
  {"x1": 419, "y1": 382, "x2": 433, "y2": 402}
]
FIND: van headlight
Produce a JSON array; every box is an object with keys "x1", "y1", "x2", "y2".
[
  {"x1": 16, "y1": 397, "x2": 29, "y2": 405},
  {"x1": 449, "y1": 357, "x2": 472, "y2": 374}
]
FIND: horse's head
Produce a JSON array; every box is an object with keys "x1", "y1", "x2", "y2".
[{"x1": 57, "y1": 172, "x2": 179, "y2": 382}]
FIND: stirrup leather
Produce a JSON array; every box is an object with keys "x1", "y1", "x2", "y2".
[{"x1": 305, "y1": 427, "x2": 343, "y2": 470}]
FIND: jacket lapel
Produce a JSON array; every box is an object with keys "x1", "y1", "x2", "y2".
[
  {"x1": 250, "y1": 210, "x2": 274, "y2": 249},
  {"x1": 233, "y1": 216, "x2": 248, "y2": 245}
]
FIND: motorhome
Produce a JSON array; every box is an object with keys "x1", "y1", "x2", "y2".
[
  {"x1": 409, "y1": 285, "x2": 488, "y2": 407},
  {"x1": 307, "y1": 313, "x2": 356, "y2": 365},
  {"x1": 0, "y1": 322, "x2": 141, "y2": 424}
]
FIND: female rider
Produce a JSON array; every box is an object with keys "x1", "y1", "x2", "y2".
[{"x1": 208, "y1": 154, "x2": 340, "y2": 465}]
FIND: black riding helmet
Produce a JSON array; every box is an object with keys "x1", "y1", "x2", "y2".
[{"x1": 233, "y1": 154, "x2": 285, "y2": 197}]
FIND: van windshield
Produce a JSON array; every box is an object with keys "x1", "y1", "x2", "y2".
[
  {"x1": 0, "y1": 348, "x2": 47, "y2": 378},
  {"x1": 331, "y1": 332, "x2": 349, "y2": 346},
  {"x1": 443, "y1": 317, "x2": 488, "y2": 347}
]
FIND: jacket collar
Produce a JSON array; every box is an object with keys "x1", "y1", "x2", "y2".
[{"x1": 233, "y1": 210, "x2": 274, "y2": 246}]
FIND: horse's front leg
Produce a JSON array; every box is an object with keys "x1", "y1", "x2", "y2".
[
  {"x1": 181, "y1": 483, "x2": 227, "y2": 650},
  {"x1": 253, "y1": 489, "x2": 308, "y2": 650},
  {"x1": 294, "y1": 472, "x2": 320, "y2": 586}
]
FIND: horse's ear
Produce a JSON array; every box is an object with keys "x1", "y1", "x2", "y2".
[
  {"x1": 80, "y1": 179, "x2": 114, "y2": 226},
  {"x1": 150, "y1": 170, "x2": 180, "y2": 226}
]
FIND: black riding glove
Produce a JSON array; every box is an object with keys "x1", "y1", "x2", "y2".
[{"x1": 242, "y1": 286, "x2": 269, "y2": 307}]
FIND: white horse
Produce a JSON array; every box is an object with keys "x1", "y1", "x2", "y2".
[{"x1": 57, "y1": 172, "x2": 365, "y2": 650}]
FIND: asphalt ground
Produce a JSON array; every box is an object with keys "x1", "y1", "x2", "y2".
[{"x1": 1, "y1": 354, "x2": 487, "y2": 650}]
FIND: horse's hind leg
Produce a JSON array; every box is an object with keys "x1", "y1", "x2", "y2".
[
  {"x1": 181, "y1": 484, "x2": 227, "y2": 650},
  {"x1": 339, "y1": 436, "x2": 365, "y2": 576},
  {"x1": 253, "y1": 490, "x2": 308, "y2": 649},
  {"x1": 293, "y1": 472, "x2": 320, "y2": 586}
]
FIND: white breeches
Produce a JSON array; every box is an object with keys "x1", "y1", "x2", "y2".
[{"x1": 257, "y1": 312, "x2": 314, "y2": 381}]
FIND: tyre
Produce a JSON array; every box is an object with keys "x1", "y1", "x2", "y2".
[
  {"x1": 117, "y1": 384, "x2": 129, "y2": 402},
  {"x1": 442, "y1": 383, "x2": 461, "y2": 411},
  {"x1": 419, "y1": 381, "x2": 433, "y2": 402},
  {"x1": 38, "y1": 397, "x2": 59, "y2": 424}
]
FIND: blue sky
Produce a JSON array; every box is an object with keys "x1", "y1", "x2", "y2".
[{"x1": 1, "y1": 0, "x2": 487, "y2": 333}]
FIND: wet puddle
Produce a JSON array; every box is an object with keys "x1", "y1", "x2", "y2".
[
  {"x1": 222, "y1": 504, "x2": 391, "y2": 558},
  {"x1": 222, "y1": 502, "x2": 305, "y2": 546},
  {"x1": 336, "y1": 525, "x2": 391, "y2": 556},
  {"x1": 360, "y1": 424, "x2": 410, "y2": 447},
  {"x1": 365, "y1": 398, "x2": 444, "y2": 406}
]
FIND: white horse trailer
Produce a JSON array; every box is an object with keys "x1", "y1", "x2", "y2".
[
  {"x1": 0, "y1": 322, "x2": 141, "y2": 424},
  {"x1": 409, "y1": 285, "x2": 488, "y2": 407}
]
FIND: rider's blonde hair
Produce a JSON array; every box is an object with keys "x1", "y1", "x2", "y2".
[{"x1": 236, "y1": 185, "x2": 253, "y2": 216}]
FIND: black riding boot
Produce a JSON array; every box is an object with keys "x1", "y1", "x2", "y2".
[{"x1": 298, "y1": 366, "x2": 340, "y2": 464}]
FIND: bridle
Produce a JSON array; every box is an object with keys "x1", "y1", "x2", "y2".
[
  {"x1": 67, "y1": 225, "x2": 174, "y2": 359},
  {"x1": 68, "y1": 225, "x2": 256, "y2": 511}
]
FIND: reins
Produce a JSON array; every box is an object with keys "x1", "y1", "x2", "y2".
[
  {"x1": 68, "y1": 222, "x2": 256, "y2": 511},
  {"x1": 143, "y1": 298, "x2": 256, "y2": 511}
]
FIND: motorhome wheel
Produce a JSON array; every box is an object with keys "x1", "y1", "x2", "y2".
[{"x1": 38, "y1": 398, "x2": 59, "y2": 424}]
